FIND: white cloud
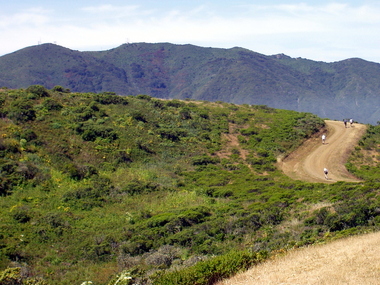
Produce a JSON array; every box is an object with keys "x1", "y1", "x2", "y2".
[
  {"x1": 82, "y1": 4, "x2": 142, "y2": 16},
  {"x1": 82, "y1": 4, "x2": 122, "y2": 13},
  {"x1": 0, "y1": 8, "x2": 51, "y2": 28},
  {"x1": 2, "y1": 2, "x2": 380, "y2": 62}
]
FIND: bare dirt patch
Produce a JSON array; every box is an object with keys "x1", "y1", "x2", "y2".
[{"x1": 216, "y1": 123, "x2": 250, "y2": 161}]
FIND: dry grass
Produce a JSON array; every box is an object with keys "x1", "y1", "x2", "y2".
[{"x1": 216, "y1": 231, "x2": 380, "y2": 285}]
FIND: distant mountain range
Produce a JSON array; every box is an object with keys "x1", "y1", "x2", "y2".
[{"x1": 0, "y1": 42, "x2": 379, "y2": 124}]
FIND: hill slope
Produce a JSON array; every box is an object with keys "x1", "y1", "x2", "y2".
[
  {"x1": 0, "y1": 87, "x2": 379, "y2": 284},
  {"x1": 216, "y1": 231, "x2": 380, "y2": 285},
  {"x1": 217, "y1": 119, "x2": 375, "y2": 285},
  {"x1": 1, "y1": 43, "x2": 380, "y2": 124}
]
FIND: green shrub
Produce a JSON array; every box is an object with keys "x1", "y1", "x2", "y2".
[
  {"x1": 192, "y1": 155, "x2": 220, "y2": 166},
  {"x1": 120, "y1": 180, "x2": 161, "y2": 196},
  {"x1": 42, "y1": 98, "x2": 63, "y2": 111},
  {"x1": 11, "y1": 205, "x2": 32, "y2": 223},
  {"x1": 136, "y1": 94, "x2": 152, "y2": 100},
  {"x1": 0, "y1": 160, "x2": 40, "y2": 195},
  {"x1": 8, "y1": 99, "x2": 36, "y2": 122},
  {"x1": 0, "y1": 267, "x2": 22, "y2": 285},
  {"x1": 159, "y1": 128, "x2": 188, "y2": 142},
  {"x1": 166, "y1": 100, "x2": 184, "y2": 108},
  {"x1": 0, "y1": 267, "x2": 49, "y2": 285},
  {"x1": 94, "y1": 93, "x2": 128, "y2": 105},
  {"x1": 62, "y1": 186, "x2": 107, "y2": 210},
  {"x1": 152, "y1": 250, "x2": 268, "y2": 285},
  {"x1": 75, "y1": 123, "x2": 118, "y2": 142},
  {"x1": 26, "y1": 85, "x2": 50, "y2": 98},
  {"x1": 130, "y1": 110, "x2": 147, "y2": 122},
  {"x1": 52, "y1": 85, "x2": 70, "y2": 93},
  {"x1": 240, "y1": 127, "x2": 259, "y2": 136}
]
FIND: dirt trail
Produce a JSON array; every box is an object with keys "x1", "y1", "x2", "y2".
[
  {"x1": 279, "y1": 120, "x2": 367, "y2": 183},
  {"x1": 216, "y1": 121, "x2": 379, "y2": 285}
]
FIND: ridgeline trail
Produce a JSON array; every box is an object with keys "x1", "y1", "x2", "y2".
[
  {"x1": 216, "y1": 120, "x2": 380, "y2": 285},
  {"x1": 279, "y1": 120, "x2": 368, "y2": 183}
]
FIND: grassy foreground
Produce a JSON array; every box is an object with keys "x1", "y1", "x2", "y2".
[
  {"x1": 216, "y1": 231, "x2": 380, "y2": 284},
  {"x1": 0, "y1": 85, "x2": 379, "y2": 284}
]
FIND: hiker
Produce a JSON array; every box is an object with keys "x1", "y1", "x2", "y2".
[
  {"x1": 349, "y1": 118, "x2": 353, "y2": 127},
  {"x1": 343, "y1": 119, "x2": 347, "y2": 128},
  {"x1": 323, "y1": 168, "x2": 329, "y2": 180},
  {"x1": 322, "y1": 134, "x2": 326, "y2": 144}
]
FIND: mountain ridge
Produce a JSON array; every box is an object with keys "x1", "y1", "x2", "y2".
[{"x1": 1, "y1": 42, "x2": 379, "y2": 124}]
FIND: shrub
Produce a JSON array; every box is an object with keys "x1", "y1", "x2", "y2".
[
  {"x1": 192, "y1": 155, "x2": 220, "y2": 166},
  {"x1": 159, "y1": 128, "x2": 188, "y2": 142},
  {"x1": 240, "y1": 127, "x2": 259, "y2": 136},
  {"x1": 145, "y1": 245, "x2": 182, "y2": 268},
  {"x1": 321, "y1": 200, "x2": 377, "y2": 231},
  {"x1": 166, "y1": 100, "x2": 184, "y2": 108},
  {"x1": 52, "y1": 85, "x2": 70, "y2": 93},
  {"x1": 179, "y1": 107, "x2": 192, "y2": 120},
  {"x1": 0, "y1": 160, "x2": 40, "y2": 195},
  {"x1": 8, "y1": 99, "x2": 36, "y2": 122},
  {"x1": 130, "y1": 110, "x2": 147, "y2": 123},
  {"x1": 136, "y1": 94, "x2": 152, "y2": 100},
  {"x1": 11, "y1": 205, "x2": 32, "y2": 223},
  {"x1": 62, "y1": 163, "x2": 98, "y2": 180},
  {"x1": 42, "y1": 98, "x2": 63, "y2": 111},
  {"x1": 75, "y1": 123, "x2": 118, "y2": 142},
  {"x1": 94, "y1": 93, "x2": 128, "y2": 105},
  {"x1": 62, "y1": 186, "x2": 107, "y2": 210},
  {"x1": 120, "y1": 180, "x2": 161, "y2": 196},
  {"x1": 152, "y1": 250, "x2": 268, "y2": 285},
  {"x1": 0, "y1": 267, "x2": 22, "y2": 285},
  {"x1": 26, "y1": 85, "x2": 50, "y2": 98},
  {"x1": 16, "y1": 129, "x2": 38, "y2": 142},
  {"x1": 120, "y1": 238, "x2": 153, "y2": 256}
]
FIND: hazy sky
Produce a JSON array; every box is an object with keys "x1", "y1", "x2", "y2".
[{"x1": 2, "y1": 1, "x2": 380, "y2": 63}]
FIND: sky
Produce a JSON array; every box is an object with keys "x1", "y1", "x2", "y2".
[{"x1": 2, "y1": 0, "x2": 380, "y2": 63}]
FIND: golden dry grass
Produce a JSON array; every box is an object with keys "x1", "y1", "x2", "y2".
[{"x1": 216, "y1": 231, "x2": 380, "y2": 285}]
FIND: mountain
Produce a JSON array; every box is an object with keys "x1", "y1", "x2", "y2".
[{"x1": 0, "y1": 42, "x2": 379, "y2": 124}]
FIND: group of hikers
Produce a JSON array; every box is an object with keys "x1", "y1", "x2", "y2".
[
  {"x1": 343, "y1": 118, "x2": 354, "y2": 128},
  {"x1": 321, "y1": 118, "x2": 354, "y2": 180}
]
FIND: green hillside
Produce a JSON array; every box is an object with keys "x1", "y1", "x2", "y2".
[
  {"x1": 2, "y1": 43, "x2": 380, "y2": 124},
  {"x1": 0, "y1": 86, "x2": 379, "y2": 285}
]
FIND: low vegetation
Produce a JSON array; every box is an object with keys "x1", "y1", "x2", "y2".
[{"x1": 0, "y1": 85, "x2": 379, "y2": 284}]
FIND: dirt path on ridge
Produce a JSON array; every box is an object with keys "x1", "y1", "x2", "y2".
[
  {"x1": 279, "y1": 120, "x2": 367, "y2": 183},
  {"x1": 216, "y1": 121, "x2": 380, "y2": 285}
]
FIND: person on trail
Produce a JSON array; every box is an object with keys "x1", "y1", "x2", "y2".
[
  {"x1": 324, "y1": 168, "x2": 329, "y2": 180},
  {"x1": 322, "y1": 134, "x2": 326, "y2": 144},
  {"x1": 344, "y1": 119, "x2": 347, "y2": 128},
  {"x1": 350, "y1": 118, "x2": 353, "y2": 127}
]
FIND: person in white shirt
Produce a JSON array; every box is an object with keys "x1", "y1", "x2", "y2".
[
  {"x1": 323, "y1": 168, "x2": 329, "y2": 179},
  {"x1": 322, "y1": 134, "x2": 326, "y2": 144}
]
